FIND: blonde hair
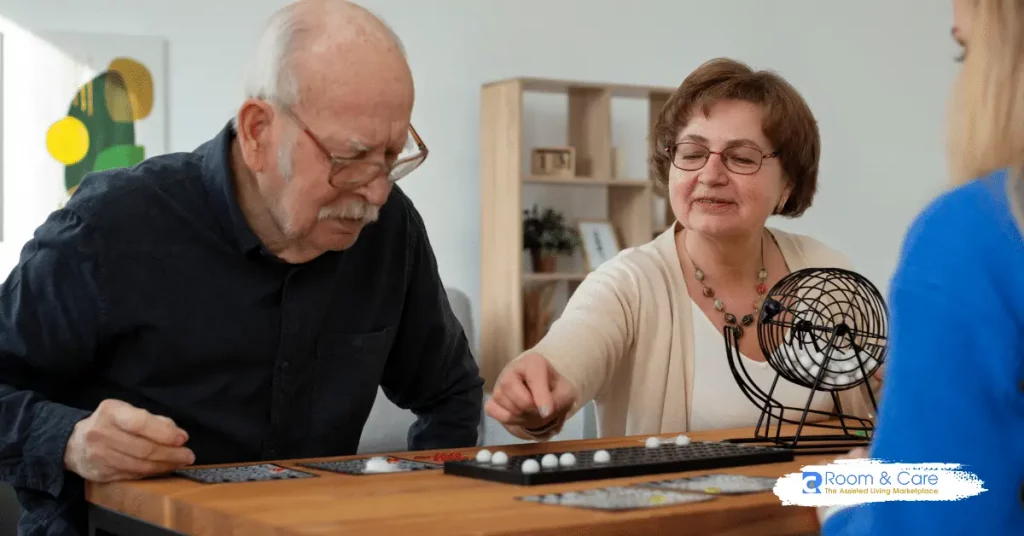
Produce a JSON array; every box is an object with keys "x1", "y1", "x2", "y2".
[{"x1": 948, "y1": 0, "x2": 1024, "y2": 184}]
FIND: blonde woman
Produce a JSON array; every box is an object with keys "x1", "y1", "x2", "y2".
[{"x1": 821, "y1": 0, "x2": 1024, "y2": 533}]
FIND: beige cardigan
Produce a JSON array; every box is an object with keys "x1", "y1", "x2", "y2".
[{"x1": 511, "y1": 224, "x2": 878, "y2": 440}]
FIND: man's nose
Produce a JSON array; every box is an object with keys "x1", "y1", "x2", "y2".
[{"x1": 358, "y1": 174, "x2": 392, "y2": 206}]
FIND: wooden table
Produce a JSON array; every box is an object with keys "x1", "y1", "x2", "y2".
[{"x1": 86, "y1": 424, "x2": 840, "y2": 535}]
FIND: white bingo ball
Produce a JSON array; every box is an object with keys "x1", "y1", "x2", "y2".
[
  {"x1": 491, "y1": 451, "x2": 508, "y2": 465},
  {"x1": 835, "y1": 374, "x2": 851, "y2": 386},
  {"x1": 521, "y1": 459, "x2": 540, "y2": 474},
  {"x1": 674, "y1": 434, "x2": 691, "y2": 446},
  {"x1": 364, "y1": 457, "x2": 395, "y2": 473},
  {"x1": 593, "y1": 450, "x2": 611, "y2": 463},
  {"x1": 645, "y1": 436, "x2": 661, "y2": 448},
  {"x1": 559, "y1": 453, "x2": 577, "y2": 467},
  {"x1": 475, "y1": 449, "x2": 492, "y2": 463},
  {"x1": 798, "y1": 353, "x2": 813, "y2": 371},
  {"x1": 541, "y1": 453, "x2": 559, "y2": 468}
]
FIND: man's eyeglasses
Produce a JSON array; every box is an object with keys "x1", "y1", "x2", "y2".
[
  {"x1": 667, "y1": 142, "x2": 778, "y2": 175},
  {"x1": 277, "y1": 103, "x2": 428, "y2": 189}
]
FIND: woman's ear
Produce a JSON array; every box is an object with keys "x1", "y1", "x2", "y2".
[{"x1": 774, "y1": 181, "x2": 794, "y2": 214}]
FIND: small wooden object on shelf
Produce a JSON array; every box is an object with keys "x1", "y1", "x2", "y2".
[
  {"x1": 480, "y1": 77, "x2": 675, "y2": 389},
  {"x1": 530, "y1": 147, "x2": 576, "y2": 177}
]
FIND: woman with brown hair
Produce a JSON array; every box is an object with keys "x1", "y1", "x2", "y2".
[
  {"x1": 820, "y1": 0, "x2": 1024, "y2": 533},
  {"x1": 485, "y1": 57, "x2": 879, "y2": 440}
]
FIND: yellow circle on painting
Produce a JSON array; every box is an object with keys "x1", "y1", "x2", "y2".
[
  {"x1": 46, "y1": 116, "x2": 90, "y2": 165},
  {"x1": 107, "y1": 57, "x2": 154, "y2": 122}
]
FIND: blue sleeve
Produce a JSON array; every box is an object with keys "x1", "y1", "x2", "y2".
[
  {"x1": 0, "y1": 209, "x2": 103, "y2": 497},
  {"x1": 378, "y1": 196, "x2": 484, "y2": 450},
  {"x1": 822, "y1": 178, "x2": 1024, "y2": 534}
]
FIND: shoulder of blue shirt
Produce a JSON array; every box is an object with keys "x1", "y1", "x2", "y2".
[{"x1": 898, "y1": 168, "x2": 1017, "y2": 265}]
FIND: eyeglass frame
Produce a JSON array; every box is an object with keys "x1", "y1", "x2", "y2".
[
  {"x1": 272, "y1": 100, "x2": 428, "y2": 188},
  {"x1": 665, "y1": 141, "x2": 779, "y2": 176}
]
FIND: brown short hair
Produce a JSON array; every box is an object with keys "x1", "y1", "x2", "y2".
[{"x1": 649, "y1": 58, "x2": 820, "y2": 217}]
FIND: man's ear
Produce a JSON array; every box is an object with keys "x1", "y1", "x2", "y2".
[{"x1": 235, "y1": 99, "x2": 274, "y2": 173}]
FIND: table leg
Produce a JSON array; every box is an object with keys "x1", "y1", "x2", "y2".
[{"x1": 88, "y1": 504, "x2": 186, "y2": 536}]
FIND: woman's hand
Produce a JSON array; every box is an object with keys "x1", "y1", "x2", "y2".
[{"x1": 485, "y1": 352, "x2": 577, "y2": 432}]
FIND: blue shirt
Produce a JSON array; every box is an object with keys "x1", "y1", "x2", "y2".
[
  {"x1": 822, "y1": 169, "x2": 1024, "y2": 534},
  {"x1": 0, "y1": 122, "x2": 484, "y2": 535}
]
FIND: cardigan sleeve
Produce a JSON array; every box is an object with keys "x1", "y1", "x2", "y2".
[
  {"x1": 526, "y1": 252, "x2": 642, "y2": 419},
  {"x1": 821, "y1": 176, "x2": 1024, "y2": 535}
]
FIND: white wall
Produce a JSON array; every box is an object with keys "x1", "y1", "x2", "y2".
[
  {"x1": 0, "y1": 15, "x2": 85, "y2": 272},
  {"x1": 2, "y1": 0, "x2": 960, "y2": 327},
  {"x1": 1, "y1": 1, "x2": 959, "y2": 445}
]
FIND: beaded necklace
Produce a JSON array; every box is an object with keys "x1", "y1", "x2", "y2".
[{"x1": 685, "y1": 232, "x2": 768, "y2": 339}]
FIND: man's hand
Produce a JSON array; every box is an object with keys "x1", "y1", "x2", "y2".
[
  {"x1": 485, "y1": 352, "x2": 576, "y2": 431},
  {"x1": 64, "y1": 399, "x2": 196, "y2": 483}
]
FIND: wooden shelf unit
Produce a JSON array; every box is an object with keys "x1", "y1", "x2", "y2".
[{"x1": 479, "y1": 76, "x2": 675, "y2": 389}]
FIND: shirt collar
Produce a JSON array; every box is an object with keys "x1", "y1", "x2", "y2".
[{"x1": 199, "y1": 120, "x2": 266, "y2": 257}]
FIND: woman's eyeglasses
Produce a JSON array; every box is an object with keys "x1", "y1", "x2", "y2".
[{"x1": 667, "y1": 142, "x2": 777, "y2": 175}]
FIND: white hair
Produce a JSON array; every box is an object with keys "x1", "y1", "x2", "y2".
[{"x1": 241, "y1": 1, "x2": 406, "y2": 110}]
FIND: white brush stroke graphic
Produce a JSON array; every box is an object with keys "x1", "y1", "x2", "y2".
[{"x1": 773, "y1": 458, "x2": 987, "y2": 506}]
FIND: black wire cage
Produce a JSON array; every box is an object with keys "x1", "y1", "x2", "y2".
[{"x1": 722, "y1": 267, "x2": 887, "y2": 455}]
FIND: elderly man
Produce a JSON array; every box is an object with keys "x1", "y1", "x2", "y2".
[{"x1": 0, "y1": 1, "x2": 483, "y2": 533}]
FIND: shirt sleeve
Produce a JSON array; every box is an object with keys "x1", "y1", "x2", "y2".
[
  {"x1": 821, "y1": 184, "x2": 1023, "y2": 534},
  {"x1": 377, "y1": 200, "x2": 484, "y2": 451},
  {"x1": 0, "y1": 209, "x2": 105, "y2": 497}
]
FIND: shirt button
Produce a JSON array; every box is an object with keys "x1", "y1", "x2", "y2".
[{"x1": 281, "y1": 361, "x2": 290, "y2": 370}]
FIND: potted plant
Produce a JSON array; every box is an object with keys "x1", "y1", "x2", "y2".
[{"x1": 522, "y1": 205, "x2": 581, "y2": 273}]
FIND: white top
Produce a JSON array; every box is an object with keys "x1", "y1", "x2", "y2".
[{"x1": 687, "y1": 301, "x2": 832, "y2": 432}]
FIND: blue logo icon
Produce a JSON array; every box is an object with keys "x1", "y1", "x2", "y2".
[{"x1": 802, "y1": 471, "x2": 822, "y2": 494}]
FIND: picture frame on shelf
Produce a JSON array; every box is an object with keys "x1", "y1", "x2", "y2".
[
  {"x1": 530, "y1": 146, "x2": 575, "y2": 177},
  {"x1": 578, "y1": 220, "x2": 621, "y2": 271}
]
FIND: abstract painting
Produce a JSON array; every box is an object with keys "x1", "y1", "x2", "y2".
[{"x1": 38, "y1": 31, "x2": 167, "y2": 197}]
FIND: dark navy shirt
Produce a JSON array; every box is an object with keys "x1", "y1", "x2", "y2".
[{"x1": 0, "y1": 122, "x2": 484, "y2": 535}]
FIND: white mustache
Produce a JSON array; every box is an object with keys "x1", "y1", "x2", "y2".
[{"x1": 318, "y1": 201, "x2": 380, "y2": 224}]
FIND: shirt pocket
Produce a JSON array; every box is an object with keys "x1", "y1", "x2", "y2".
[{"x1": 309, "y1": 326, "x2": 396, "y2": 450}]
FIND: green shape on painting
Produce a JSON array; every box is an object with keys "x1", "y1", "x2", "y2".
[
  {"x1": 63, "y1": 71, "x2": 138, "y2": 193},
  {"x1": 93, "y1": 144, "x2": 145, "y2": 172}
]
